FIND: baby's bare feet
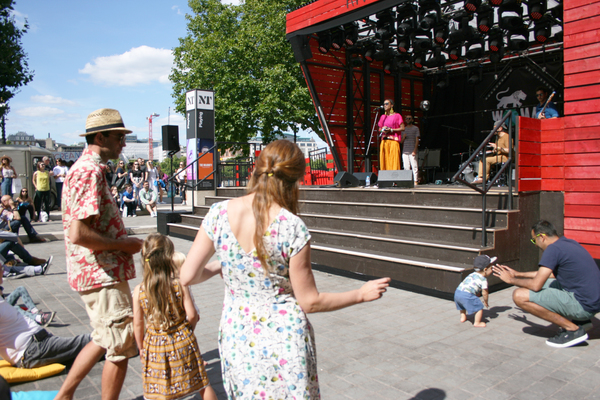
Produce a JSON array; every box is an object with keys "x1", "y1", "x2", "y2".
[
  {"x1": 460, "y1": 314, "x2": 467, "y2": 323},
  {"x1": 474, "y1": 322, "x2": 486, "y2": 327}
]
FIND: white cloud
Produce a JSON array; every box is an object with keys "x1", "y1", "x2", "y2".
[
  {"x1": 31, "y1": 95, "x2": 78, "y2": 107},
  {"x1": 221, "y1": 0, "x2": 241, "y2": 5},
  {"x1": 172, "y1": 5, "x2": 183, "y2": 15},
  {"x1": 15, "y1": 107, "x2": 65, "y2": 118},
  {"x1": 79, "y1": 46, "x2": 174, "y2": 86}
]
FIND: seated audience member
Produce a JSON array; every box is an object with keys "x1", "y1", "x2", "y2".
[
  {"x1": 0, "y1": 195, "x2": 46, "y2": 243},
  {"x1": 0, "y1": 238, "x2": 51, "y2": 269},
  {"x1": 0, "y1": 293, "x2": 90, "y2": 368},
  {"x1": 494, "y1": 220, "x2": 600, "y2": 348},
  {"x1": 139, "y1": 180, "x2": 158, "y2": 217},
  {"x1": 121, "y1": 184, "x2": 137, "y2": 217},
  {"x1": 16, "y1": 187, "x2": 36, "y2": 221},
  {"x1": 2, "y1": 253, "x2": 52, "y2": 279},
  {"x1": 0, "y1": 275, "x2": 55, "y2": 326}
]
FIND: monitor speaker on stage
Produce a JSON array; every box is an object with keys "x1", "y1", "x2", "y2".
[
  {"x1": 162, "y1": 125, "x2": 180, "y2": 151},
  {"x1": 378, "y1": 170, "x2": 414, "y2": 188},
  {"x1": 353, "y1": 172, "x2": 378, "y2": 186},
  {"x1": 334, "y1": 172, "x2": 359, "y2": 188}
]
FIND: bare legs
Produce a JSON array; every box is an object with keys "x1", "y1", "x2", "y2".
[
  {"x1": 513, "y1": 288, "x2": 578, "y2": 331},
  {"x1": 200, "y1": 385, "x2": 218, "y2": 400},
  {"x1": 459, "y1": 309, "x2": 486, "y2": 327}
]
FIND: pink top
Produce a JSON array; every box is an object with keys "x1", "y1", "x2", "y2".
[{"x1": 378, "y1": 113, "x2": 404, "y2": 141}]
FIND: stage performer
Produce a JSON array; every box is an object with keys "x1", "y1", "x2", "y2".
[
  {"x1": 535, "y1": 86, "x2": 559, "y2": 119},
  {"x1": 401, "y1": 115, "x2": 420, "y2": 185},
  {"x1": 378, "y1": 99, "x2": 404, "y2": 170},
  {"x1": 473, "y1": 121, "x2": 511, "y2": 185}
]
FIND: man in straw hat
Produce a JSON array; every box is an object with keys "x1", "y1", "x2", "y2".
[{"x1": 56, "y1": 109, "x2": 143, "y2": 400}]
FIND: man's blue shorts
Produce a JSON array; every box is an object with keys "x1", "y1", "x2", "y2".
[{"x1": 454, "y1": 289, "x2": 483, "y2": 315}]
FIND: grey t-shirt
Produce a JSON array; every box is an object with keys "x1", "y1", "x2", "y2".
[{"x1": 402, "y1": 125, "x2": 420, "y2": 154}]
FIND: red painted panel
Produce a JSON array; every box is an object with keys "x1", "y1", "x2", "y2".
[
  {"x1": 519, "y1": 131, "x2": 542, "y2": 143},
  {"x1": 564, "y1": 98, "x2": 600, "y2": 115},
  {"x1": 541, "y1": 130, "x2": 565, "y2": 143},
  {"x1": 564, "y1": 2, "x2": 600, "y2": 23},
  {"x1": 564, "y1": 230, "x2": 600, "y2": 246},
  {"x1": 540, "y1": 142, "x2": 565, "y2": 154},
  {"x1": 518, "y1": 179, "x2": 542, "y2": 192},
  {"x1": 541, "y1": 167, "x2": 565, "y2": 179},
  {"x1": 287, "y1": 0, "x2": 380, "y2": 34},
  {"x1": 564, "y1": 0, "x2": 600, "y2": 11},
  {"x1": 564, "y1": 42, "x2": 600, "y2": 62},
  {"x1": 564, "y1": 127, "x2": 600, "y2": 141},
  {"x1": 564, "y1": 29, "x2": 600, "y2": 48},
  {"x1": 582, "y1": 244, "x2": 600, "y2": 258},
  {"x1": 564, "y1": 114, "x2": 600, "y2": 129},
  {"x1": 565, "y1": 153, "x2": 600, "y2": 166},
  {"x1": 540, "y1": 117, "x2": 564, "y2": 130},
  {"x1": 565, "y1": 166, "x2": 600, "y2": 179},
  {"x1": 519, "y1": 141, "x2": 542, "y2": 154},
  {"x1": 518, "y1": 153, "x2": 541, "y2": 166},
  {"x1": 541, "y1": 179, "x2": 564, "y2": 191},
  {"x1": 519, "y1": 117, "x2": 542, "y2": 130},
  {"x1": 565, "y1": 205, "x2": 600, "y2": 218},
  {"x1": 565, "y1": 217, "x2": 600, "y2": 231},
  {"x1": 564, "y1": 16, "x2": 600, "y2": 36},
  {"x1": 541, "y1": 154, "x2": 565, "y2": 166},
  {"x1": 564, "y1": 56, "x2": 600, "y2": 75},
  {"x1": 564, "y1": 139, "x2": 600, "y2": 153},
  {"x1": 519, "y1": 166, "x2": 541, "y2": 178},
  {"x1": 564, "y1": 71, "x2": 600, "y2": 88},
  {"x1": 565, "y1": 192, "x2": 600, "y2": 204},
  {"x1": 565, "y1": 85, "x2": 600, "y2": 101}
]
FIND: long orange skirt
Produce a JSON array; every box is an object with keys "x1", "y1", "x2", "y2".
[{"x1": 380, "y1": 140, "x2": 401, "y2": 170}]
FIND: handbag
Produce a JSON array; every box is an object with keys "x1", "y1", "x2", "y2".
[{"x1": 11, "y1": 178, "x2": 22, "y2": 194}]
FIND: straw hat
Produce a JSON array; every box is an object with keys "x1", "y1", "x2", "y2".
[
  {"x1": 81, "y1": 108, "x2": 133, "y2": 137},
  {"x1": 1, "y1": 155, "x2": 12, "y2": 163}
]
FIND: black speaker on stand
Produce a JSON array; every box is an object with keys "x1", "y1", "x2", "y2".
[
  {"x1": 162, "y1": 125, "x2": 180, "y2": 211},
  {"x1": 334, "y1": 172, "x2": 359, "y2": 188}
]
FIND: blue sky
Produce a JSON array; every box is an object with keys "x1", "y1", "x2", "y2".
[{"x1": 8, "y1": 0, "x2": 326, "y2": 148}]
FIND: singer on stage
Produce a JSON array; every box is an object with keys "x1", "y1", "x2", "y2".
[{"x1": 378, "y1": 99, "x2": 404, "y2": 170}]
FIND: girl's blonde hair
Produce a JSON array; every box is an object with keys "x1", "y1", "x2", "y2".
[
  {"x1": 247, "y1": 140, "x2": 305, "y2": 271},
  {"x1": 172, "y1": 251, "x2": 186, "y2": 270},
  {"x1": 141, "y1": 233, "x2": 182, "y2": 329}
]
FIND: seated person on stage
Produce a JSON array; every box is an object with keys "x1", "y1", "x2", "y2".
[
  {"x1": 139, "y1": 180, "x2": 158, "y2": 217},
  {"x1": 121, "y1": 184, "x2": 137, "y2": 217},
  {"x1": 0, "y1": 291, "x2": 91, "y2": 368},
  {"x1": 535, "y1": 86, "x2": 559, "y2": 119},
  {"x1": 494, "y1": 220, "x2": 600, "y2": 348},
  {"x1": 473, "y1": 121, "x2": 511, "y2": 184},
  {"x1": 0, "y1": 195, "x2": 46, "y2": 243},
  {"x1": 378, "y1": 99, "x2": 404, "y2": 171}
]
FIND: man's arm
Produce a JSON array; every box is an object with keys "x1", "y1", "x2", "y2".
[
  {"x1": 69, "y1": 216, "x2": 143, "y2": 254},
  {"x1": 493, "y1": 264, "x2": 552, "y2": 292}
]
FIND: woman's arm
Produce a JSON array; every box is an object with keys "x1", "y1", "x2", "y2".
[
  {"x1": 132, "y1": 285, "x2": 145, "y2": 352},
  {"x1": 181, "y1": 284, "x2": 199, "y2": 331},
  {"x1": 32, "y1": 172, "x2": 37, "y2": 189},
  {"x1": 289, "y1": 243, "x2": 390, "y2": 313},
  {"x1": 180, "y1": 227, "x2": 216, "y2": 286}
]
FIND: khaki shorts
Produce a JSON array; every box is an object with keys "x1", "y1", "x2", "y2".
[{"x1": 80, "y1": 281, "x2": 137, "y2": 362}]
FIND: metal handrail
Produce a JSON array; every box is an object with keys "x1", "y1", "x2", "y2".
[{"x1": 452, "y1": 111, "x2": 514, "y2": 247}]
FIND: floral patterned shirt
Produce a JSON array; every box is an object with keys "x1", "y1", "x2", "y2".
[{"x1": 62, "y1": 148, "x2": 135, "y2": 291}]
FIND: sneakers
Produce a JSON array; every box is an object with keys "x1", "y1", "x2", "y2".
[
  {"x1": 42, "y1": 256, "x2": 53, "y2": 275},
  {"x1": 6, "y1": 272, "x2": 27, "y2": 279},
  {"x1": 38, "y1": 311, "x2": 56, "y2": 327},
  {"x1": 181, "y1": 201, "x2": 186, "y2": 205},
  {"x1": 546, "y1": 326, "x2": 588, "y2": 348},
  {"x1": 574, "y1": 319, "x2": 594, "y2": 332}
]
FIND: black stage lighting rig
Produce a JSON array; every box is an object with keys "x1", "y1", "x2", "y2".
[
  {"x1": 376, "y1": 10, "x2": 396, "y2": 41},
  {"x1": 466, "y1": 35, "x2": 485, "y2": 59},
  {"x1": 508, "y1": 27, "x2": 529, "y2": 50},
  {"x1": 464, "y1": 0, "x2": 483, "y2": 12},
  {"x1": 433, "y1": 19, "x2": 449, "y2": 44},
  {"x1": 534, "y1": 14, "x2": 553, "y2": 43},
  {"x1": 344, "y1": 22, "x2": 359, "y2": 47},
  {"x1": 477, "y1": 4, "x2": 494, "y2": 33},
  {"x1": 418, "y1": 0, "x2": 443, "y2": 31},
  {"x1": 528, "y1": 0, "x2": 547, "y2": 20},
  {"x1": 499, "y1": 1, "x2": 524, "y2": 31},
  {"x1": 318, "y1": 31, "x2": 332, "y2": 54}
]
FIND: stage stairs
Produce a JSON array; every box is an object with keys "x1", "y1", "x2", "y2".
[{"x1": 166, "y1": 186, "x2": 521, "y2": 298}]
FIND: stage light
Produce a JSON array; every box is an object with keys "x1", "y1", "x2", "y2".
[
  {"x1": 466, "y1": 36, "x2": 485, "y2": 59},
  {"x1": 433, "y1": 22, "x2": 449, "y2": 44},
  {"x1": 489, "y1": 0, "x2": 504, "y2": 7},
  {"x1": 363, "y1": 42, "x2": 376, "y2": 62},
  {"x1": 534, "y1": 15, "x2": 552, "y2": 43},
  {"x1": 487, "y1": 28, "x2": 504, "y2": 52},
  {"x1": 499, "y1": 2, "x2": 524, "y2": 31},
  {"x1": 396, "y1": 3, "x2": 418, "y2": 36},
  {"x1": 467, "y1": 64, "x2": 482, "y2": 85},
  {"x1": 412, "y1": 33, "x2": 432, "y2": 52},
  {"x1": 528, "y1": 0, "x2": 547, "y2": 20},
  {"x1": 464, "y1": 0, "x2": 482, "y2": 12},
  {"x1": 418, "y1": 1, "x2": 442, "y2": 31},
  {"x1": 426, "y1": 47, "x2": 447, "y2": 68},
  {"x1": 413, "y1": 52, "x2": 426, "y2": 69},
  {"x1": 508, "y1": 28, "x2": 529, "y2": 51},
  {"x1": 477, "y1": 4, "x2": 494, "y2": 33},
  {"x1": 376, "y1": 10, "x2": 396, "y2": 41},
  {"x1": 490, "y1": 47, "x2": 505, "y2": 63},
  {"x1": 344, "y1": 22, "x2": 359, "y2": 46},
  {"x1": 397, "y1": 35, "x2": 411, "y2": 52},
  {"x1": 317, "y1": 32, "x2": 332, "y2": 54},
  {"x1": 550, "y1": 4, "x2": 563, "y2": 21},
  {"x1": 331, "y1": 28, "x2": 344, "y2": 50},
  {"x1": 384, "y1": 61, "x2": 394, "y2": 74},
  {"x1": 398, "y1": 55, "x2": 413, "y2": 73}
]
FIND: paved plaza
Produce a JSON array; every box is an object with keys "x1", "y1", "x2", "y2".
[{"x1": 3, "y1": 207, "x2": 600, "y2": 399}]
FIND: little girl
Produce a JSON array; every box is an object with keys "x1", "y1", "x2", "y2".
[{"x1": 133, "y1": 234, "x2": 217, "y2": 400}]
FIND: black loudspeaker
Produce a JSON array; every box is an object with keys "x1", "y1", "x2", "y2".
[
  {"x1": 353, "y1": 172, "x2": 378, "y2": 186},
  {"x1": 378, "y1": 170, "x2": 414, "y2": 188},
  {"x1": 162, "y1": 125, "x2": 180, "y2": 151},
  {"x1": 334, "y1": 172, "x2": 359, "y2": 188}
]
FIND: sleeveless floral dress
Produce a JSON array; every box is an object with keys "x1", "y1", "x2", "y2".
[
  {"x1": 138, "y1": 280, "x2": 210, "y2": 399},
  {"x1": 202, "y1": 200, "x2": 319, "y2": 399}
]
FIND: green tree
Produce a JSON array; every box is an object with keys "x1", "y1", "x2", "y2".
[
  {"x1": 170, "y1": 0, "x2": 319, "y2": 146},
  {"x1": 159, "y1": 155, "x2": 187, "y2": 176},
  {"x1": 0, "y1": 0, "x2": 34, "y2": 113}
]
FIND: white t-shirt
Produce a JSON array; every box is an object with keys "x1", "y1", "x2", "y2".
[
  {"x1": 52, "y1": 165, "x2": 69, "y2": 183},
  {"x1": 0, "y1": 299, "x2": 42, "y2": 365}
]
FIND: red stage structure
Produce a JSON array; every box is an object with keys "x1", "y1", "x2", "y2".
[{"x1": 286, "y1": 0, "x2": 600, "y2": 259}]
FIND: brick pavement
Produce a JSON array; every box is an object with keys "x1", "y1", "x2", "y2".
[{"x1": 3, "y1": 213, "x2": 600, "y2": 399}]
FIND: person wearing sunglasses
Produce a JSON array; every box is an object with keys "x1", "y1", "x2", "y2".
[
  {"x1": 378, "y1": 99, "x2": 404, "y2": 170},
  {"x1": 534, "y1": 86, "x2": 559, "y2": 119},
  {"x1": 493, "y1": 220, "x2": 600, "y2": 348},
  {"x1": 16, "y1": 188, "x2": 35, "y2": 221}
]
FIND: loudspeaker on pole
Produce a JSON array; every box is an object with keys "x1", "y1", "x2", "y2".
[{"x1": 162, "y1": 125, "x2": 180, "y2": 151}]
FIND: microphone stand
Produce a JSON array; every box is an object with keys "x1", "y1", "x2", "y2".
[{"x1": 365, "y1": 107, "x2": 382, "y2": 168}]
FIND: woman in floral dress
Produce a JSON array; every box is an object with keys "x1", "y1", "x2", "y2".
[{"x1": 180, "y1": 140, "x2": 390, "y2": 400}]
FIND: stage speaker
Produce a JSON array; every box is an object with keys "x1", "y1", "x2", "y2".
[
  {"x1": 334, "y1": 172, "x2": 359, "y2": 188},
  {"x1": 378, "y1": 170, "x2": 414, "y2": 188},
  {"x1": 162, "y1": 125, "x2": 180, "y2": 151},
  {"x1": 353, "y1": 172, "x2": 378, "y2": 186}
]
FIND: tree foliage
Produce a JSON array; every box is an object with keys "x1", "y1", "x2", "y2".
[
  {"x1": 0, "y1": 0, "x2": 34, "y2": 114},
  {"x1": 170, "y1": 0, "x2": 319, "y2": 145}
]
